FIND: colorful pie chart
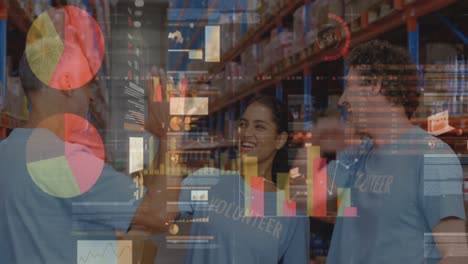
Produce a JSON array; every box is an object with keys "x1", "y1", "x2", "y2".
[
  {"x1": 26, "y1": 6, "x2": 105, "y2": 90},
  {"x1": 170, "y1": 116, "x2": 183, "y2": 131},
  {"x1": 26, "y1": 114, "x2": 105, "y2": 198}
]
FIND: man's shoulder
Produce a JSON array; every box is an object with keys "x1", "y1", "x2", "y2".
[{"x1": 403, "y1": 126, "x2": 456, "y2": 156}]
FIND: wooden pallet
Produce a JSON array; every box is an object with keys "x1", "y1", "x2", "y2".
[{"x1": 365, "y1": 0, "x2": 402, "y2": 26}]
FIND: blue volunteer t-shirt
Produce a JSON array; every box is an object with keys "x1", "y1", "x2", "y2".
[
  {"x1": 177, "y1": 168, "x2": 310, "y2": 264},
  {"x1": 0, "y1": 128, "x2": 141, "y2": 263},
  {"x1": 327, "y1": 126, "x2": 466, "y2": 264}
]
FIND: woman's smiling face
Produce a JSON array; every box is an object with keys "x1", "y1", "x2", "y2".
[{"x1": 238, "y1": 102, "x2": 287, "y2": 165}]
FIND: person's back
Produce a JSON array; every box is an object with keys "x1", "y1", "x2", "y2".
[
  {"x1": 0, "y1": 128, "x2": 139, "y2": 263},
  {"x1": 0, "y1": 128, "x2": 77, "y2": 263}
]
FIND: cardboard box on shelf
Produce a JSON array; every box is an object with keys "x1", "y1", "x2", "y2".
[
  {"x1": 225, "y1": 62, "x2": 242, "y2": 95},
  {"x1": 292, "y1": 0, "x2": 323, "y2": 51},
  {"x1": 240, "y1": 44, "x2": 260, "y2": 84},
  {"x1": 330, "y1": 0, "x2": 345, "y2": 17},
  {"x1": 262, "y1": 0, "x2": 282, "y2": 18},
  {"x1": 245, "y1": 13, "x2": 260, "y2": 32},
  {"x1": 315, "y1": 0, "x2": 329, "y2": 31},
  {"x1": 231, "y1": 22, "x2": 243, "y2": 49},
  {"x1": 293, "y1": 5, "x2": 306, "y2": 53},
  {"x1": 220, "y1": 23, "x2": 233, "y2": 55},
  {"x1": 247, "y1": 0, "x2": 260, "y2": 11},
  {"x1": 305, "y1": 30, "x2": 317, "y2": 47},
  {"x1": 270, "y1": 30, "x2": 294, "y2": 66},
  {"x1": 423, "y1": 67, "x2": 449, "y2": 94},
  {"x1": 223, "y1": 110, "x2": 232, "y2": 141},
  {"x1": 257, "y1": 0, "x2": 266, "y2": 23},
  {"x1": 240, "y1": 45, "x2": 256, "y2": 66},
  {"x1": 245, "y1": 0, "x2": 261, "y2": 31},
  {"x1": 210, "y1": 71, "x2": 225, "y2": 99},
  {"x1": 424, "y1": 43, "x2": 462, "y2": 65},
  {"x1": 257, "y1": 39, "x2": 269, "y2": 75},
  {"x1": 358, "y1": 0, "x2": 397, "y2": 25},
  {"x1": 344, "y1": 0, "x2": 371, "y2": 32},
  {"x1": 276, "y1": 31, "x2": 294, "y2": 47},
  {"x1": 379, "y1": 1, "x2": 394, "y2": 18},
  {"x1": 218, "y1": 11, "x2": 247, "y2": 54}
]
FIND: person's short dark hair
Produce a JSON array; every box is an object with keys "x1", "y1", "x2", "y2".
[{"x1": 346, "y1": 39, "x2": 420, "y2": 119}]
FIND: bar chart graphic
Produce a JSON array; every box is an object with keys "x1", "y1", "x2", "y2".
[{"x1": 241, "y1": 146, "x2": 359, "y2": 217}]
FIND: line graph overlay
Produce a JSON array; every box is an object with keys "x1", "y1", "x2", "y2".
[
  {"x1": 329, "y1": 158, "x2": 359, "y2": 195},
  {"x1": 77, "y1": 240, "x2": 132, "y2": 264}
]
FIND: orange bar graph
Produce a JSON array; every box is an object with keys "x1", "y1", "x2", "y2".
[
  {"x1": 307, "y1": 146, "x2": 320, "y2": 216},
  {"x1": 242, "y1": 156, "x2": 257, "y2": 216},
  {"x1": 337, "y1": 188, "x2": 351, "y2": 216},
  {"x1": 284, "y1": 200, "x2": 296, "y2": 216},
  {"x1": 276, "y1": 173, "x2": 289, "y2": 216},
  {"x1": 251, "y1": 177, "x2": 264, "y2": 216},
  {"x1": 313, "y1": 158, "x2": 327, "y2": 217}
]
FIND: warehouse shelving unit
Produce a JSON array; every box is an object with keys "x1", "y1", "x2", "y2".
[
  {"x1": 201, "y1": 0, "x2": 468, "y2": 145},
  {"x1": 208, "y1": 0, "x2": 457, "y2": 113},
  {"x1": 194, "y1": 0, "x2": 468, "y2": 202}
]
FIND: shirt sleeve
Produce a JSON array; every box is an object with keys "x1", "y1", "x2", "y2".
[
  {"x1": 75, "y1": 164, "x2": 142, "y2": 232},
  {"x1": 281, "y1": 217, "x2": 310, "y2": 264},
  {"x1": 419, "y1": 146, "x2": 466, "y2": 229}
]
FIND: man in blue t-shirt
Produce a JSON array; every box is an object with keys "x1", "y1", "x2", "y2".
[
  {"x1": 0, "y1": 40, "x2": 173, "y2": 263},
  {"x1": 312, "y1": 40, "x2": 467, "y2": 263}
]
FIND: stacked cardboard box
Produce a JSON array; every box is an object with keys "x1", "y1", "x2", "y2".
[
  {"x1": 293, "y1": 0, "x2": 344, "y2": 55},
  {"x1": 210, "y1": 70, "x2": 226, "y2": 99},
  {"x1": 225, "y1": 62, "x2": 243, "y2": 95},
  {"x1": 260, "y1": 0, "x2": 283, "y2": 19},
  {"x1": 240, "y1": 44, "x2": 260, "y2": 86},
  {"x1": 270, "y1": 29, "x2": 294, "y2": 67},
  {"x1": 218, "y1": 13, "x2": 244, "y2": 55},
  {"x1": 344, "y1": 0, "x2": 372, "y2": 33},
  {"x1": 220, "y1": 22, "x2": 233, "y2": 55},
  {"x1": 246, "y1": 0, "x2": 261, "y2": 31},
  {"x1": 293, "y1": 5, "x2": 307, "y2": 54},
  {"x1": 257, "y1": 39, "x2": 270, "y2": 75}
]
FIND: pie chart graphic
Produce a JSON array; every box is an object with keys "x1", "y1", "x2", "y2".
[
  {"x1": 26, "y1": 6, "x2": 105, "y2": 90},
  {"x1": 26, "y1": 114, "x2": 105, "y2": 198},
  {"x1": 170, "y1": 116, "x2": 183, "y2": 131}
]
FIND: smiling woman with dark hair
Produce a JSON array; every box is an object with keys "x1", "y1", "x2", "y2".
[{"x1": 239, "y1": 95, "x2": 293, "y2": 188}]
